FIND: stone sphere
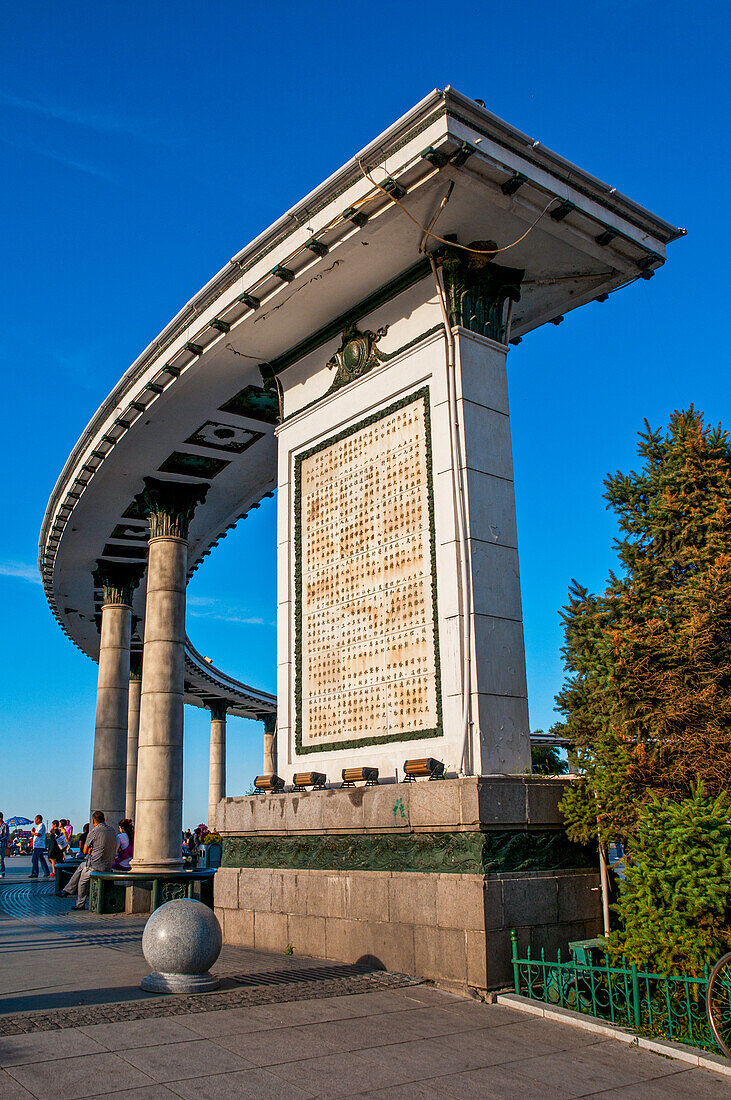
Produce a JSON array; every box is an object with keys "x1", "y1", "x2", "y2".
[{"x1": 142, "y1": 899, "x2": 222, "y2": 977}]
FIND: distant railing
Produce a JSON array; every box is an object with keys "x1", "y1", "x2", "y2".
[{"x1": 510, "y1": 930, "x2": 727, "y2": 1055}]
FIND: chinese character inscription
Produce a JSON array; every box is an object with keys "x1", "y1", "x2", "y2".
[{"x1": 297, "y1": 394, "x2": 439, "y2": 749}]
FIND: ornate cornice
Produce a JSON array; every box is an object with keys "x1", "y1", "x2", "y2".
[
  {"x1": 435, "y1": 240, "x2": 523, "y2": 344},
  {"x1": 135, "y1": 477, "x2": 208, "y2": 540},
  {"x1": 93, "y1": 561, "x2": 144, "y2": 608}
]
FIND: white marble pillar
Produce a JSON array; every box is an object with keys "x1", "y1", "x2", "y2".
[
  {"x1": 132, "y1": 478, "x2": 207, "y2": 873},
  {"x1": 438, "y1": 245, "x2": 531, "y2": 775},
  {"x1": 260, "y1": 712, "x2": 277, "y2": 775},
  {"x1": 208, "y1": 702, "x2": 227, "y2": 828},
  {"x1": 90, "y1": 563, "x2": 143, "y2": 828},
  {"x1": 125, "y1": 654, "x2": 142, "y2": 819}
]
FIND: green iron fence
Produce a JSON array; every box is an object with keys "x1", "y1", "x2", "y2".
[{"x1": 510, "y1": 930, "x2": 724, "y2": 1055}]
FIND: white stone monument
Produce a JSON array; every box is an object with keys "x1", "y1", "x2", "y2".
[
  {"x1": 276, "y1": 253, "x2": 530, "y2": 783},
  {"x1": 41, "y1": 87, "x2": 683, "y2": 983}
]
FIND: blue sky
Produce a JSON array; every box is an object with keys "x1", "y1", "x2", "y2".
[{"x1": 0, "y1": 2, "x2": 727, "y2": 829}]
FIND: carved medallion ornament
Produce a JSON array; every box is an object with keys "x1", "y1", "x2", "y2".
[
  {"x1": 325, "y1": 323, "x2": 388, "y2": 396},
  {"x1": 185, "y1": 421, "x2": 263, "y2": 454}
]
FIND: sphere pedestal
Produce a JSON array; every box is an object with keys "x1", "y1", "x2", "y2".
[
  {"x1": 140, "y1": 899, "x2": 222, "y2": 994},
  {"x1": 140, "y1": 970, "x2": 220, "y2": 993}
]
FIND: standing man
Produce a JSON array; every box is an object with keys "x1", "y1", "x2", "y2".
[
  {"x1": 28, "y1": 815, "x2": 50, "y2": 879},
  {"x1": 0, "y1": 813, "x2": 8, "y2": 877},
  {"x1": 62, "y1": 810, "x2": 116, "y2": 911}
]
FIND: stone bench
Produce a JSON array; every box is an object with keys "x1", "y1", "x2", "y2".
[
  {"x1": 54, "y1": 859, "x2": 85, "y2": 896},
  {"x1": 88, "y1": 869, "x2": 216, "y2": 914}
]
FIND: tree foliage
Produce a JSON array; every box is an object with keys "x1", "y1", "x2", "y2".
[
  {"x1": 610, "y1": 785, "x2": 731, "y2": 974},
  {"x1": 530, "y1": 736, "x2": 569, "y2": 775},
  {"x1": 555, "y1": 409, "x2": 731, "y2": 843}
]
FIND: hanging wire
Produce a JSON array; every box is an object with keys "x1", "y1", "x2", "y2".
[{"x1": 357, "y1": 158, "x2": 558, "y2": 256}]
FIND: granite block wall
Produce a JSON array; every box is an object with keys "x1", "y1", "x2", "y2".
[{"x1": 214, "y1": 866, "x2": 601, "y2": 991}]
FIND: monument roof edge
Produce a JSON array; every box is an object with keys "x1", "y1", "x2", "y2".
[
  {"x1": 37, "y1": 88, "x2": 449, "y2": 571},
  {"x1": 442, "y1": 86, "x2": 684, "y2": 246},
  {"x1": 184, "y1": 636, "x2": 276, "y2": 717},
  {"x1": 39, "y1": 86, "x2": 684, "y2": 573}
]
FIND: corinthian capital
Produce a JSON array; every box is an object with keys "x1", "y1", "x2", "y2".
[
  {"x1": 93, "y1": 561, "x2": 145, "y2": 607},
  {"x1": 208, "y1": 700, "x2": 229, "y2": 722},
  {"x1": 258, "y1": 712, "x2": 277, "y2": 734},
  {"x1": 434, "y1": 239, "x2": 523, "y2": 343},
  {"x1": 135, "y1": 477, "x2": 208, "y2": 540}
]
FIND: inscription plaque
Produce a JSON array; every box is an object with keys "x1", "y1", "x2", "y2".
[{"x1": 295, "y1": 389, "x2": 441, "y2": 752}]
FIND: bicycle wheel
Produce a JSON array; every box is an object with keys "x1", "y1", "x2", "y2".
[{"x1": 706, "y1": 951, "x2": 731, "y2": 1059}]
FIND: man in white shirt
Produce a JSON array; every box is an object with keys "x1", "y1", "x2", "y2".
[{"x1": 28, "y1": 815, "x2": 50, "y2": 878}]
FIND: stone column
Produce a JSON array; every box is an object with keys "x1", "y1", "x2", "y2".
[
  {"x1": 208, "y1": 702, "x2": 227, "y2": 828},
  {"x1": 125, "y1": 653, "x2": 143, "y2": 819},
  {"x1": 435, "y1": 243, "x2": 531, "y2": 775},
  {"x1": 132, "y1": 478, "x2": 207, "y2": 873},
  {"x1": 259, "y1": 712, "x2": 277, "y2": 775},
  {"x1": 90, "y1": 562, "x2": 143, "y2": 827}
]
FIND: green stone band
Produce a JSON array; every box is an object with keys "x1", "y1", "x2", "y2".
[{"x1": 222, "y1": 829, "x2": 596, "y2": 875}]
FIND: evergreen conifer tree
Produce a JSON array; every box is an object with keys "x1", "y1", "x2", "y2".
[
  {"x1": 610, "y1": 785, "x2": 731, "y2": 973},
  {"x1": 555, "y1": 409, "x2": 731, "y2": 843},
  {"x1": 530, "y1": 735, "x2": 569, "y2": 775}
]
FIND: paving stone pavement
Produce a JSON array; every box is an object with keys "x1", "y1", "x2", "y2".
[
  {"x1": 0, "y1": 858, "x2": 414, "y2": 1030},
  {"x1": 2, "y1": 856, "x2": 728, "y2": 1098}
]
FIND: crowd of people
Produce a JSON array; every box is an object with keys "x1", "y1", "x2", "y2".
[
  {"x1": 183, "y1": 826, "x2": 209, "y2": 862},
  {"x1": 1, "y1": 811, "x2": 206, "y2": 910},
  {"x1": 0, "y1": 811, "x2": 135, "y2": 898},
  {"x1": 0, "y1": 813, "x2": 8, "y2": 877}
]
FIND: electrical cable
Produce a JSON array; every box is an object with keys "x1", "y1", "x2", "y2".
[
  {"x1": 419, "y1": 182, "x2": 455, "y2": 253},
  {"x1": 358, "y1": 158, "x2": 557, "y2": 256}
]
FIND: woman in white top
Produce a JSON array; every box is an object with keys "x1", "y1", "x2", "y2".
[{"x1": 114, "y1": 819, "x2": 134, "y2": 870}]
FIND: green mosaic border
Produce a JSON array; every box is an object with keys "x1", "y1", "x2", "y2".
[
  {"x1": 294, "y1": 387, "x2": 443, "y2": 755},
  {"x1": 222, "y1": 830, "x2": 597, "y2": 875}
]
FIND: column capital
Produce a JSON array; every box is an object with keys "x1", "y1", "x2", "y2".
[
  {"x1": 434, "y1": 239, "x2": 523, "y2": 343},
  {"x1": 93, "y1": 560, "x2": 144, "y2": 607},
  {"x1": 135, "y1": 477, "x2": 208, "y2": 540},
  {"x1": 129, "y1": 652, "x2": 143, "y2": 680},
  {"x1": 258, "y1": 712, "x2": 277, "y2": 734},
  {"x1": 207, "y1": 700, "x2": 229, "y2": 722}
]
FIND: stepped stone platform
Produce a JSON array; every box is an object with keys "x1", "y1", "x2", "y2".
[{"x1": 216, "y1": 776, "x2": 602, "y2": 991}]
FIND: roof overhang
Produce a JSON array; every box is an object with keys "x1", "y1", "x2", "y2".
[{"x1": 39, "y1": 87, "x2": 683, "y2": 709}]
